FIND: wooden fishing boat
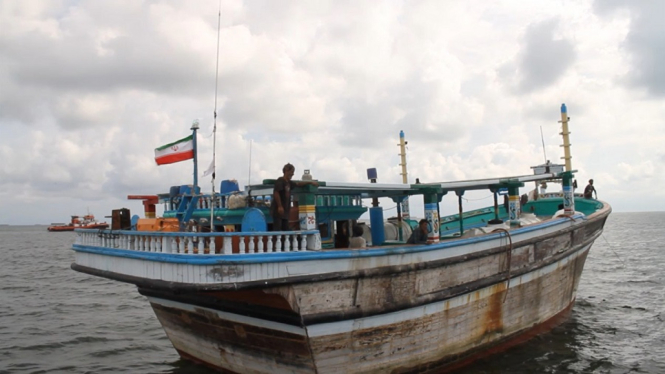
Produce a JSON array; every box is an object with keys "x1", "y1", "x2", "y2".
[
  {"x1": 70, "y1": 104, "x2": 610, "y2": 373},
  {"x1": 48, "y1": 214, "x2": 109, "y2": 232}
]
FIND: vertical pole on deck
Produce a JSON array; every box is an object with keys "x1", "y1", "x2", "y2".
[
  {"x1": 298, "y1": 184, "x2": 317, "y2": 230},
  {"x1": 367, "y1": 168, "x2": 384, "y2": 246},
  {"x1": 508, "y1": 185, "x2": 521, "y2": 227},
  {"x1": 456, "y1": 191, "x2": 464, "y2": 236},
  {"x1": 492, "y1": 190, "x2": 500, "y2": 221},
  {"x1": 398, "y1": 130, "x2": 410, "y2": 219},
  {"x1": 562, "y1": 171, "x2": 576, "y2": 216},
  {"x1": 396, "y1": 201, "x2": 403, "y2": 241},
  {"x1": 424, "y1": 192, "x2": 440, "y2": 244},
  {"x1": 560, "y1": 104, "x2": 573, "y2": 172},
  {"x1": 191, "y1": 120, "x2": 199, "y2": 192}
]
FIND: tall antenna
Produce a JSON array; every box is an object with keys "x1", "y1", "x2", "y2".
[
  {"x1": 540, "y1": 126, "x2": 547, "y2": 163},
  {"x1": 209, "y1": 0, "x2": 222, "y2": 231}
]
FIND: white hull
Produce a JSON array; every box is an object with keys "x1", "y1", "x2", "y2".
[{"x1": 147, "y1": 243, "x2": 589, "y2": 373}]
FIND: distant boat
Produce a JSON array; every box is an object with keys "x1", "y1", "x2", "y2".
[{"x1": 48, "y1": 214, "x2": 108, "y2": 232}]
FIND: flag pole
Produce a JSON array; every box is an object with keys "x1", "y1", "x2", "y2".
[{"x1": 191, "y1": 120, "x2": 199, "y2": 192}]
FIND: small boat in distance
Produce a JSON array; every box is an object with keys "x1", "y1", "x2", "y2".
[{"x1": 48, "y1": 214, "x2": 109, "y2": 232}]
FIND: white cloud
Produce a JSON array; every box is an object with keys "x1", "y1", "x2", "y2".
[{"x1": 0, "y1": 0, "x2": 664, "y2": 224}]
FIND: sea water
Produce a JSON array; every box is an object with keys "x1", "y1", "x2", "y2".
[{"x1": 1, "y1": 212, "x2": 664, "y2": 373}]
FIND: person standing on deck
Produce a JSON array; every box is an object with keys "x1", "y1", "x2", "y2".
[
  {"x1": 584, "y1": 179, "x2": 597, "y2": 199},
  {"x1": 407, "y1": 219, "x2": 429, "y2": 244},
  {"x1": 271, "y1": 163, "x2": 318, "y2": 231}
]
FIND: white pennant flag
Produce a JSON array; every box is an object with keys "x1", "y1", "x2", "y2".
[{"x1": 202, "y1": 159, "x2": 215, "y2": 177}]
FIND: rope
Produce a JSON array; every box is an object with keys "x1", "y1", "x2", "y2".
[
  {"x1": 462, "y1": 194, "x2": 493, "y2": 202},
  {"x1": 492, "y1": 228, "x2": 513, "y2": 303},
  {"x1": 601, "y1": 233, "x2": 626, "y2": 267}
]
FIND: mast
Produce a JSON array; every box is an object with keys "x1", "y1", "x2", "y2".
[
  {"x1": 398, "y1": 130, "x2": 410, "y2": 219},
  {"x1": 559, "y1": 103, "x2": 575, "y2": 216},
  {"x1": 559, "y1": 103, "x2": 572, "y2": 171}
]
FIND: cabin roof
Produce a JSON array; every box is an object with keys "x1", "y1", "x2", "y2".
[{"x1": 251, "y1": 172, "x2": 563, "y2": 198}]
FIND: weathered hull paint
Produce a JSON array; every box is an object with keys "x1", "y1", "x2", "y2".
[
  {"x1": 71, "y1": 203, "x2": 610, "y2": 373},
  {"x1": 144, "y1": 243, "x2": 591, "y2": 373}
]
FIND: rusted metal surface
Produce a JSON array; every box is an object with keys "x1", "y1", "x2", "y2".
[
  {"x1": 305, "y1": 251, "x2": 589, "y2": 373},
  {"x1": 144, "y1": 241, "x2": 593, "y2": 373},
  {"x1": 150, "y1": 301, "x2": 316, "y2": 374},
  {"x1": 273, "y1": 226, "x2": 592, "y2": 325}
]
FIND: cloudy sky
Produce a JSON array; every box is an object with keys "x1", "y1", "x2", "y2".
[{"x1": 1, "y1": 0, "x2": 664, "y2": 225}]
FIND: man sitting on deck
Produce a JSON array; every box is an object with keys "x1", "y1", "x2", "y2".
[
  {"x1": 407, "y1": 219, "x2": 429, "y2": 244},
  {"x1": 349, "y1": 225, "x2": 366, "y2": 248}
]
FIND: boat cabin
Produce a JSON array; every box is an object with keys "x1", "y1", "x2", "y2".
[{"x1": 123, "y1": 167, "x2": 600, "y2": 252}]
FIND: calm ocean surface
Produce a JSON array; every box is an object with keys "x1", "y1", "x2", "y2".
[{"x1": 1, "y1": 212, "x2": 664, "y2": 374}]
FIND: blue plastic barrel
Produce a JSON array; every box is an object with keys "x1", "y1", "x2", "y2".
[
  {"x1": 241, "y1": 208, "x2": 267, "y2": 232},
  {"x1": 369, "y1": 207, "x2": 385, "y2": 246}
]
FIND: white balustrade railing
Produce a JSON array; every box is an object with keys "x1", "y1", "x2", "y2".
[{"x1": 75, "y1": 229, "x2": 321, "y2": 255}]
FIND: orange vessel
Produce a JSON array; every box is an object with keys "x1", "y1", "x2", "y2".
[{"x1": 48, "y1": 214, "x2": 109, "y2": 232}]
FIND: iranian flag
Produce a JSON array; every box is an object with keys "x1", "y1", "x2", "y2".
[{"x1": 154, "y1": 135, "x2": 194, "y2": 165}]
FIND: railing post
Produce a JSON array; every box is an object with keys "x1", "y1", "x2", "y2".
[
  {"x1": 198, "y1": 236, "x2": 204, "y2": 254},
  {"x1": 223, "y1": 236, "x2": 232, "y2": 254},
  {"x1": 246, "y1": 236, "x2": 256, "y2": 253},
  {"x1": 257, "y1": 235, "x2": 264, "y2": 252},
  {"x1": 285, "y1": 234, "x2": 292, "y2": 252},
  {"x1": 300, "y1": 234, "x2": 306, "y2": 251},
  {"x1": 275, "y1": 235, "x2": 282, "y2": 252},
  {"x1": 169, "y1": 237, "x2": 177, "y2": 254},
  {"x1": 266, "y1": 234, "x2": 274, "y2": 252},
  {"x1": 210, "y1": 237, "x2": 216, "y2": 254}
]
